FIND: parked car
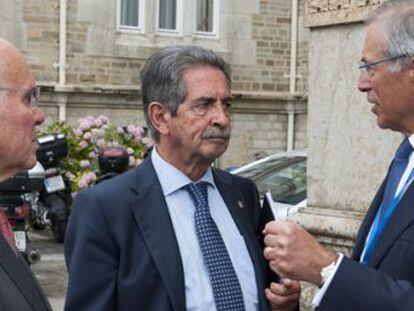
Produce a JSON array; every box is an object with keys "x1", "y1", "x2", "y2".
[{"x1": 231, "y1": 151, "x2": 306, "y2": 218}]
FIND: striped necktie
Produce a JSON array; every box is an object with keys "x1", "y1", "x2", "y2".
[{"x1": 0, "y1": 208, "x2": 17, "y2": 254}]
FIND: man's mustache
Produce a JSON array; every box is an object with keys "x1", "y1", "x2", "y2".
[{"x1": 202, "y1": 127, "x2": 231, "y2": 140}]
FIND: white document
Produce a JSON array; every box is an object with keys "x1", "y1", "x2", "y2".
[{"x1": 265, "y1": 190, "x2": 298, "y2": 220}]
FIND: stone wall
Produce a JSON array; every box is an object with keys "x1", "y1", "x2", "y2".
[
  {"x1": 305, "y1": 0, "x2": 385, "y2": 27},
  {"x1": 0, "y1": 0, "x2": 309, "y2": 167}
]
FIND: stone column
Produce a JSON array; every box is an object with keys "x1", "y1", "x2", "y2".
[{"x1": 294, "y1": 0, "x2": 402, "y2": 309}]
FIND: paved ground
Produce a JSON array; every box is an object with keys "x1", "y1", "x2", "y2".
[{"x1": 29, "y1": 229, "x2": 67, "y2": 311}]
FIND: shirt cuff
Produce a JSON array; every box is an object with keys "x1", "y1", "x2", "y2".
[{"x1": 311, "y1": 253, "x2": 344, "y2": 310}]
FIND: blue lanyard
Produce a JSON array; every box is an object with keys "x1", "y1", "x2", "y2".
[{"x1": 362, "y1": 174, "x2": 414, "y2": 263}]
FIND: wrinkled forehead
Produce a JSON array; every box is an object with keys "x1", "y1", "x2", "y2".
[{"x1": 362, "y1": 21, "x2": 387, "y2": 60}]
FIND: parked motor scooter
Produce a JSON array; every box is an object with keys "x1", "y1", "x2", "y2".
[
  {"x1": 96, "y1": 146, "x2": 129, "y2": 184},
  {"x1": 0, "y1": 162, "x2": 44, "y2": 265},
  {"x1": 35, "y1": 134, "x2": 72, "y2": 243}
]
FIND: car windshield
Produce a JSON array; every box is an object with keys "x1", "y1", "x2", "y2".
[{"x1": 236, "y1": 156, "x2": 306, "y2": 205}]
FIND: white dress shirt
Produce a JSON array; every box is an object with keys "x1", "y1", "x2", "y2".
[{"x1": 151, "y1": 148, "x2": 259, "y2": 311}]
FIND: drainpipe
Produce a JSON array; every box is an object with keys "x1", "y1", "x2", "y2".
[
  {"x1": 286, "y1": 0, "x2": 298, "y2": 152},
  {"x1": 53, "y1": 0, "x2": 67, "y2": 121}
]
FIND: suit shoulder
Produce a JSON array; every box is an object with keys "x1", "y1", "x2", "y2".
[
  {"x1": 213, "y1": 168, "x2": 256, "y2": 188},
  {"x1": 77, "y1": 161, "x2": 151, "y2": 201}
]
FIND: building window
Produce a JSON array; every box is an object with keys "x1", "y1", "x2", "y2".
[
  {"x1": 117, "y1": 0, "x2": 144, "y2": 31},
  {"x1": 196, "y1": 0, "x2": 214, "y2": 33},
  {"x1": 158, "y1": 0, "x2": 177, "y2": 30}
]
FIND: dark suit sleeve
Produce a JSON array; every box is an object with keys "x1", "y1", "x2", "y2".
[
  {"x1": 64, "y1": 190, "x2": 118, "y2": 311},
  {"x1": 318, "y1": 257, "x2": 414, "y2": 311},
  {"x1": 248, "y1": 184, "x2": 280, "y2": 286}
]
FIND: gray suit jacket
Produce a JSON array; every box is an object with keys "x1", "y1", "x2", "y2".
[{"x1": 0, "y1": 234, "x2": 51, "y2": 311}]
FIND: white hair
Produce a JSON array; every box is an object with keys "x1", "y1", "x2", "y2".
[{"x1": 367, "y1": 0, "x2": 414, "y2": 72}]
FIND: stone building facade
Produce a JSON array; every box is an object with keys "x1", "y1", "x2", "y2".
[{"x1": 0, "y1": 0, "x2": 308, "y2": 168}]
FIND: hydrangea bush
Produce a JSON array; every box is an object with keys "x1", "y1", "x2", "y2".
[{"x1": 38, "y1": 115, "x2": 153, "y2": 196}]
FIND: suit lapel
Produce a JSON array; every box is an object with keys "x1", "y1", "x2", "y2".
[
  {"x1": 213, "y1": 171, "x2": 267, "y2": 309},
  {"x1": 0, "y1": 234, "x2": 49, "y2": 310},
  {"x1": 129, "y1": 159, "x2": 185, "y2": 311},
  {"x1": 352, "y1": 178, "x2": 386, "y2": 260},
  {"x1": 368, "y1": 181, "x2": 414, "y2": 267}
]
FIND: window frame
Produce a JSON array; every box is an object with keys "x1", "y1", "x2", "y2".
[
  {"x1": 156, "y1": 0, "x2": 183, "y2": 35},
  {"x1": 193, "y1": 0, "x2": 219, "y2": 38},
  {"x1": 116, "y1": 0, "x2": 146, "y2": 33}
]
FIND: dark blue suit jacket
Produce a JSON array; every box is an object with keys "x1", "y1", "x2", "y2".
[
  {"x1": 65, "y1": 157, "x2": 274, "y2": 311},
  {"x1": 0, "y1": 235, "x2": 51, "y2": 311},
  {"x1": 319, "y1": 163, "x2": 414, "y2": 310}
]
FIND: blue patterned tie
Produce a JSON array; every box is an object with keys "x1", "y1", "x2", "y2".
[{"x1": 185, "y1": 182, "x2": 245, "y2": 311}]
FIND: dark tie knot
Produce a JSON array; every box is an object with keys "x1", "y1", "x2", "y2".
[
  {"x1": 395, "y1": 138, "x2": 413, "y2": 160},
  {"x1": 184, "y1": 182, "x2": 209, "y2": 208}
]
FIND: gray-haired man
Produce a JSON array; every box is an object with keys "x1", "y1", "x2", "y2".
[
  {"x1": 0, "y1": 38, "x2": 51, "y2": 311},
  {"x1": 264, "y1": 1, "x2": 414, "y2": 310},
  {"x1": 65, "y1": 45, "x2": 300, "y2": 311}
]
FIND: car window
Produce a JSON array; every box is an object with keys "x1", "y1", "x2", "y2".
[
  {"x1": 237, "y1": 157, "x2": 302, "y2": 180},
  {"x1": 255, "y1": 159, "x2": 306, "y2": 205}
]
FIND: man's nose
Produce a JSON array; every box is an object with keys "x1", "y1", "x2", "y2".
[
  {"x1": 211, "y1": 102, "x2": 231, "y2": 126},
  {"x1": 33, "y1": 107, "x2": 46, "y2": 126},
  {"x1": 357, "y1": 72, "x2": 371, "y2": 92}
]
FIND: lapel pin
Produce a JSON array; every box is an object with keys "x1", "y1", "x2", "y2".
[{"x1": 237, "y1": 200, "x2": 244, "y2": 208}]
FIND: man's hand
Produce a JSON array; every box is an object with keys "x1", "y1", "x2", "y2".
[
  {"x1": 263, "y1": 220, "x2": 337, "y2": 285},
  {"x1": 266, "y1": 279, "x2": 301, "y2": 311}
]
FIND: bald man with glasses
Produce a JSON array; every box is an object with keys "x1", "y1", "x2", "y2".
[
  {"x1": 0, "y1": 38, "x2": 51, "y2": 310},
  {"x1": 264, "y1": 1, "x2": 414, "y2": 310}
]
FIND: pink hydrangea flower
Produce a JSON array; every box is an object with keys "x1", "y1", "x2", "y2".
[
  {"x1": 77, "y1": 179, "x2": 88, "y2": 189},
  {"x1": 94, "y1": 118, "x2": 103, "y2": 128},
  {"x1": 96, "y1": 138, "x2": 106, "y2": 148},
  {"x1": 88, "y1": 151, "x2": 97, "y2": 159},
  {"x1": 79, "y1": 140, "x2": 88, "y2": 149},
  {"x1": 141, "y1": 137, "x2": 154, "y2": 148},
  {"x1": 97, "y1": 115, "x2": 110, "y2": 125},
  {"x1": 80, "y1": 160, "x2": 91, "y2": 169},
  {"x1": 83, "y1": 132, "x2": 92, "y2": 140},
  {"x1": 73, "y1": 128, "x2": 83, "y2": 136}
]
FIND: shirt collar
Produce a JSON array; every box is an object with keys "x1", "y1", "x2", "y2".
[
  {"x1": 151, "y1": 147, "x2": 215, "y2": 196},
  {"x1": 408, "y1": 133, "x2": 414, "y2": 150}
]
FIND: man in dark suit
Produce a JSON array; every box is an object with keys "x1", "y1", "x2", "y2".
[
  {"x1": 0, "y1": 39, "x2": 51, "y2": 310},
  {"x1": 263, "y1": 1, "x2": 414, "y2": 310},
  {"x1": 65, "y1": 45, "x2": 300, "y2": 310}
]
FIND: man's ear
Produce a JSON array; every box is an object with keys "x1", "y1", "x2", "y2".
[{"x1": 148, "y1": 102, "x2": 171, "y2": 135}]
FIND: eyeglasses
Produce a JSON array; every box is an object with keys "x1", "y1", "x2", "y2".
[
  {"x1": 0, "y1": 86, "x2": 40, "y2": 108},
  {"x1": 357, "y1": 54, "x2": 409, "y2": 77}
]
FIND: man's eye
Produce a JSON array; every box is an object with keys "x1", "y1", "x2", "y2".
[
  {"x1": 23, "y1": 93, "x2": 31, "y2": 105},
  {"x1": 192, "y1": 103, "x2": 209, "y2": 115},
  {"x1": 195, "y1": 102, "x2": 210, "y2": 110}
]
